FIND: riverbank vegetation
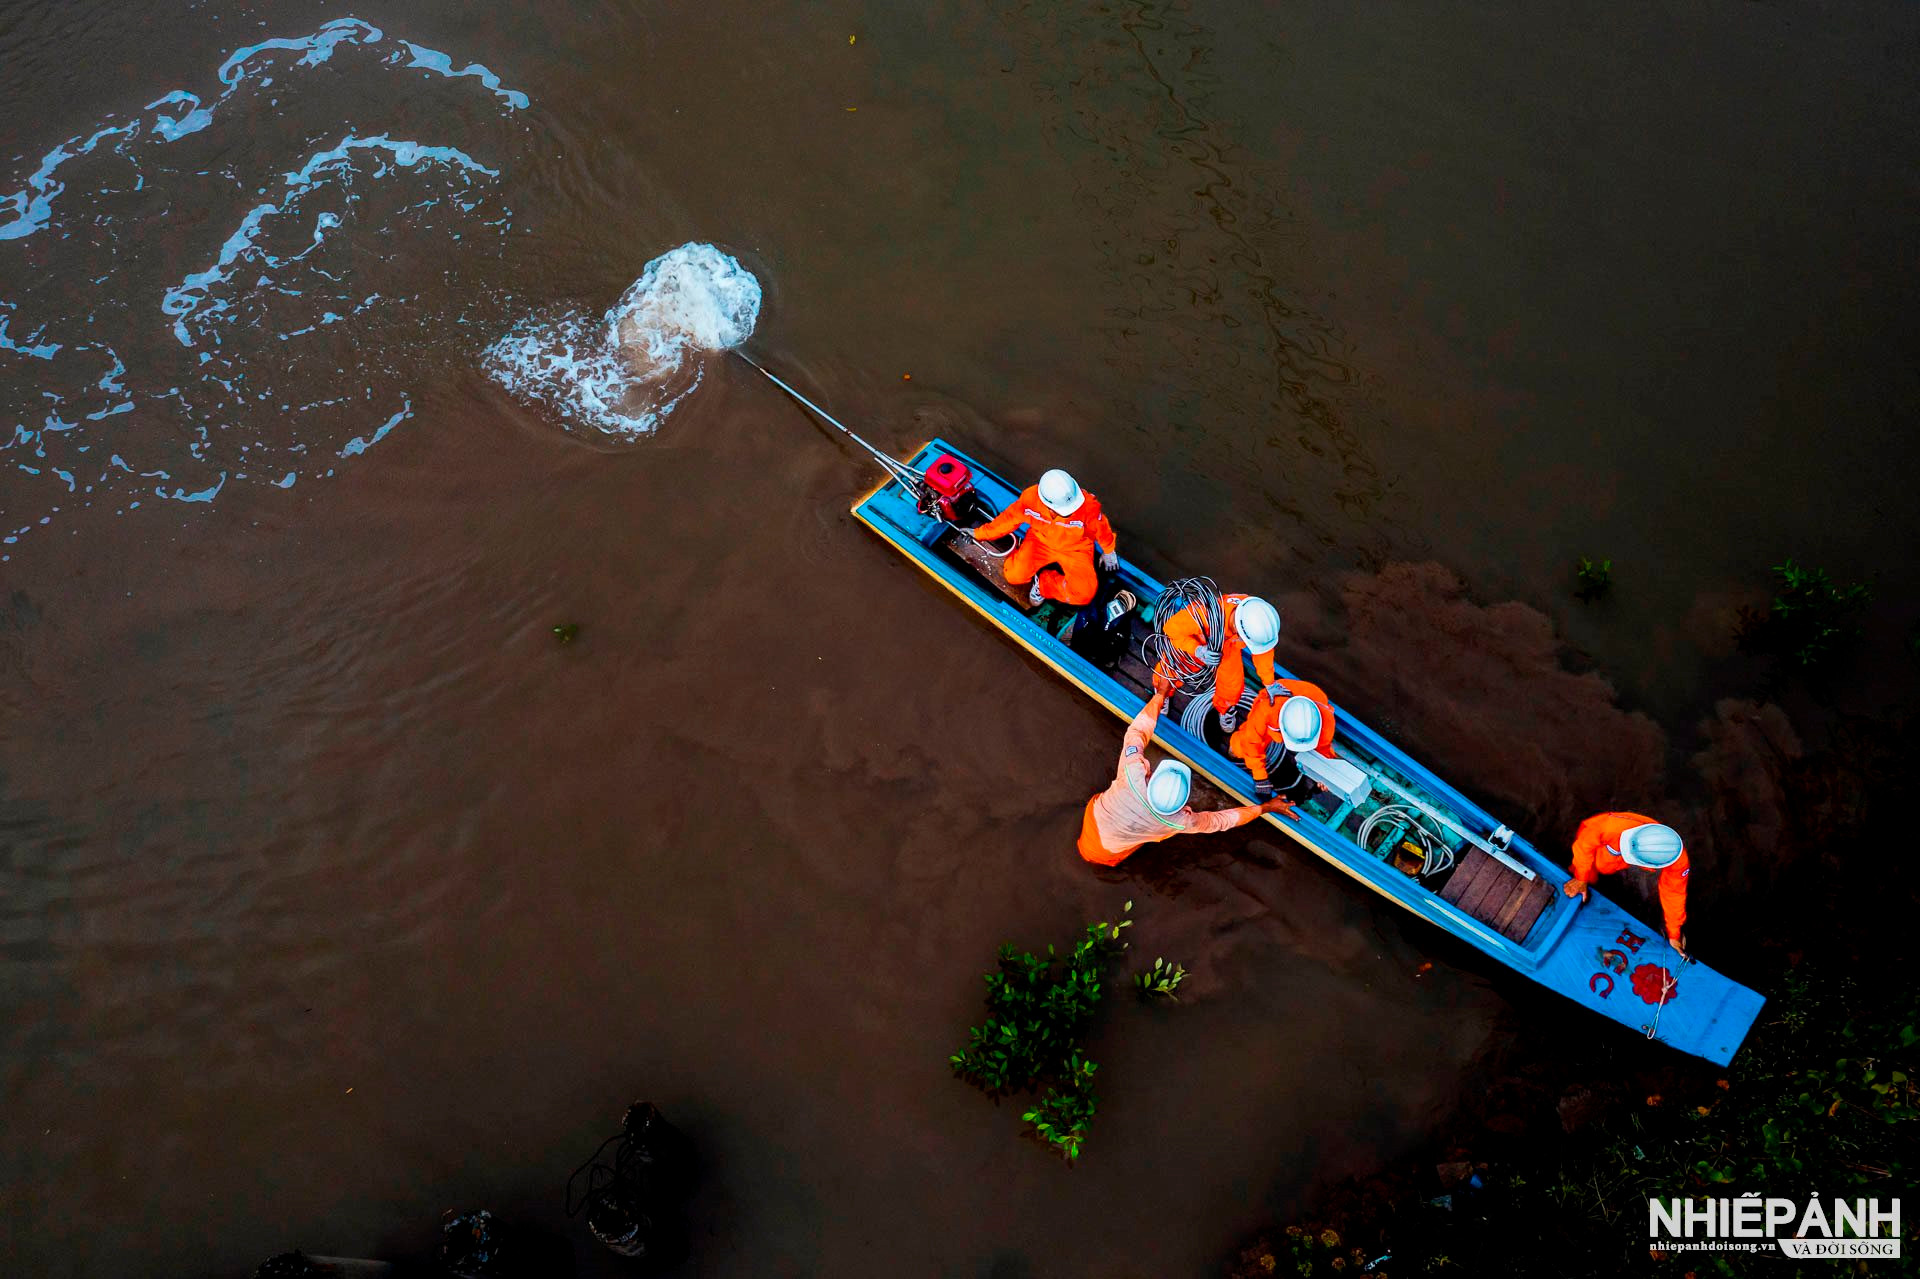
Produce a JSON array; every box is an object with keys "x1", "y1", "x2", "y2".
[{"x1": 1228, "y1": 708, "x2": 1919, "y2": 1276}]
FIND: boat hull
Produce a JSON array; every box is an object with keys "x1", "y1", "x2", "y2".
[{"x1": 852, "y1": 439, "x2": 1763, "y2": 1065}]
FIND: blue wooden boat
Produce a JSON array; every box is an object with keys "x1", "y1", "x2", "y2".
[{"x1": 849, "y1": 437, "x2": 1765, "y2": 1065}]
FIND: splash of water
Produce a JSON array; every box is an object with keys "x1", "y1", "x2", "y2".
[
  {"x1": 0, "y1": 17, "x2": 529, "y2": 561},
  {"x1": 484, "y1": 242, "x2": 762, "y2": 439}
]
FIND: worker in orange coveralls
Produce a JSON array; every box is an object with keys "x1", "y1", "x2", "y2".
[
  {"x1": 1227, "y1": 677, "x2": 1338, "y2": 801},
  {"x1": 1156, "y1": 593, "x2": 1282, "y2": 731},
  {"x1": 971, "y1": 468, "x2": 1117, "y2": 607},
  {"x1": 1561, "y1": 812, "x2": 1692, "y2": 956},
  {"x1": 1079, "y1": 673, "x2": 1296, "y2": 866}
]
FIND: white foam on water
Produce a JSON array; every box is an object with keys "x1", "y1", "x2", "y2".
[
  {"x1": 484, "y1": 242, "x2": 762, "y2": 439},
  {"x1": 0, "y1": 16, "x2": 533, "y2": 561}
]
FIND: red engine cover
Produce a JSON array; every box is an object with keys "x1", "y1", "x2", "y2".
[{"x1": 922, "y1": 453, "x2": 973, "y2": 501}]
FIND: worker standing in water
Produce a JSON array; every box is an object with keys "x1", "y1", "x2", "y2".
[
  {"x1": 1079, "y1": 674, "x2": 1296, "y2": 867},
  {"x1": 1228, "y1": 678, "x2": 1338, "y2": 801},
  {"x1": 971, "y1": 468, "x2": 1117, "y2": 607},
  {"x1": 1561, "y1": 813, "x2": 1692, "y2": 956},
  {"x1": 1155, "y1": 591, "x2": 1281, "y2": 731}
]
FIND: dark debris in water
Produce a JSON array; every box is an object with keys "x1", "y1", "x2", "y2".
[{"x1": 552, "y1": 622, "x2": 580, "y2": 645}]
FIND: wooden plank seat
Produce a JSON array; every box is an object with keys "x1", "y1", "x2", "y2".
[
  {"x1": 940, "y1": 528, "x2": 1031, "y2": 607},
  {"x1": 1440, "y1": 847, "x2": 1555, "y2": 943}
]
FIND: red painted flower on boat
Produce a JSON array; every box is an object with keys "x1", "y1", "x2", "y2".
[{"x1": 1631, "y1": 963, "x2": 1677, "y2": 1005}]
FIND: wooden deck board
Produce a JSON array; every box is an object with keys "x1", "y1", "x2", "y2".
[
  {"x1": 1443, "y1": 847, "x2": 1555, "y2": 944},
  {"x1": 1502, "y1": 880, "x2": 1555, "y2": 943},
  {"x1": 1461, "y1": 862, "x2": 1511, "y2": 919},
  {"x1": 1443, "y1": 849, "x2": 1499, "y2": 908},
  {"x1": 939, "y1": 529, "x2": 1031, "y2": 606},
  {"x1": 1491, "y1": 875, "x2": 1535, "y2": 933}
]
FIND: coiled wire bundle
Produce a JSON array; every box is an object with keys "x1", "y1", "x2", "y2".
[
  {"x1": 1140, "y1": 576, "x2": 1226, "y2": 695},
  {"x1": 1357, "y1": 805, "x2": 1456, "y2": 878}
]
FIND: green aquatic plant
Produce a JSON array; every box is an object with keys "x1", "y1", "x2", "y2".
[
  {"x1": 552, "y1": 622, "x2": 581, "y2": 645},
  {"x1": 1573, "y1": 556, "x2": 1611, "y2": 602},
  {"x1": 1737, "y1": 559, "x2": 1871, "y2": 670},
  {"x1": 950, "y1": 902, "x2": 1132, "y2": 1160},
  {"x1": 1022, "y1": 1052, "x2": 1098, "y2": 1161},
  {"x1": 1134, "y1": 956, "x2": 1187, "y2": 1001}
]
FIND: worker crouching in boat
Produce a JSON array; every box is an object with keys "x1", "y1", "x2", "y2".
[
  {"x1": 970, "y1": 468, "x2": 1117, "y2": 607},
  {"x1": 1562, "y1": 813, "x2": 1691, "y2": 956},
  {"x1": 1079, "y1": 673, "x2": 1296, "y2": 866},
  {"x1": 1156, "y1": 593, "x2": 1282, "y2": 731},
  {"x1": 1228, "y1": 678, "x2": 1338, "y2": 801}
]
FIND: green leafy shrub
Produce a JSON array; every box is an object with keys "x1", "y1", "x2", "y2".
[
  {"x1": 1023, "y1": 1052, "x2": 1098, "y2": 1161},
  {"x1": 1573, "y1": 557, "x2": 1611, "y2": 602},
  {"x1": 1136, "y1": 957, "x2": 1188, "y2": 1001},
  {"x1": 1737, "y1": 559, "x2": 1871, "y2": 669},
  {"x1": 950, "y1": 904, "x2": 1132, "y2": 1160}
]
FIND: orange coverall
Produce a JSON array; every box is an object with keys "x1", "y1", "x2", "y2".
[
  {"x1": 1566, "y1": 811, "x2": 1690, "y2": 944},
  {"x1": 1078, "y1": 692, "x2": 1269, "y2": 866},
  {"x1": 1227, "y1": 678, "x2": 1337, "y2": 785},
  {"x1": 974, "y1": 484, "x2": 1117, "y2": 607},
  {"x1": 1157, "y1": 593, "x2": 1279, "y2": 714}
]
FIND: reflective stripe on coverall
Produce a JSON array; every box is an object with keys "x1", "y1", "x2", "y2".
[
  {"x1": 1568, "y1": 810, "x2": 1690, "y2": 943},
  {"x1": 1078, "y1": 692, "x2": 1267, "y2": 866}
]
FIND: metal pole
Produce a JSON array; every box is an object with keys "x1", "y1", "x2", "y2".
[{"x1": 734, "y1": 352, "x2": 923, "y2": 487}]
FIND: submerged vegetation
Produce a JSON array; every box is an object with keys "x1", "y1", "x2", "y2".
[
  {"x1": 1229, "y1": 961, "x2": 1917, "y2": 1276},
  {"x1": 1227, "y1": 1225, "x2": 1382, "y2": 1279},
  {"x1": 1736, "y1": 560, "x2": 1871, "y2": 671},
  {"x1": 1135, "y1": 957, "x2": 1188, "y2": 1001},
  {"x1": 950, "y1": 904, "x2": 1133, "y2": 1162},
  {"x1": 1573, "y1": 556, "x2": 1612, "y2": 602}
]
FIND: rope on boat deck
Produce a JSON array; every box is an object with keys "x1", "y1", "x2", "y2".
[{"x1": 1643, "y1": 935, "x2": 1688, "y2": 1041}]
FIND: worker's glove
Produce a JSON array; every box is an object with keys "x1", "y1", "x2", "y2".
[
  {"x1": 1218, "y1": 707, "x2": 1239, "y2": 732},
  {"x1": 1099, "y1": 549, "x2": 1119, "y2": 571},
  {"x1": 1264, "y1": 682, "x2": 1286, "y2": 700},
  {"x1": 1252, "y1": 778, "x2": 1276, "y2": 802},
  {"x1": 1195, "y1": 645, "x2": 1220, "y2": 665}
]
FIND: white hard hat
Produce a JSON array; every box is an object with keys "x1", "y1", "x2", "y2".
[
  {"x1": 1146, "y1": 760, "x2": 1192, "y2": 815},
  {"x1": 1232, "y1": 597, "x2": 1281, "y2": 654},
  {"x1": 1618, "y1": 823, "x2": 1684, "y2": 869},
  {"x1": 1276, "y1": 695, "x2": 1323, "y2": 752},
  {"x1": 1037, "y1": 468, "x2": 1085, "y2": 516}
]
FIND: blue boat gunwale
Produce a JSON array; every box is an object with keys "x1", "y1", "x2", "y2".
[
  {"x1": 846, "y1": 435, "x2": 1764, "y2": 1065},
  {"x1": 852, "y1": 438, "x2": 1580, "y2": 969}
]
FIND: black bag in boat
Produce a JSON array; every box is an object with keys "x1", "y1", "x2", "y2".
[{"x1": 1066, "y1": 570, "x2": 1135, "y2": 669}]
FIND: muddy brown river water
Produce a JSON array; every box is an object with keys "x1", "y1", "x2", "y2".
[{"x1": 3, "y1": 2, "x2": 1916, "y2": 1275}]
